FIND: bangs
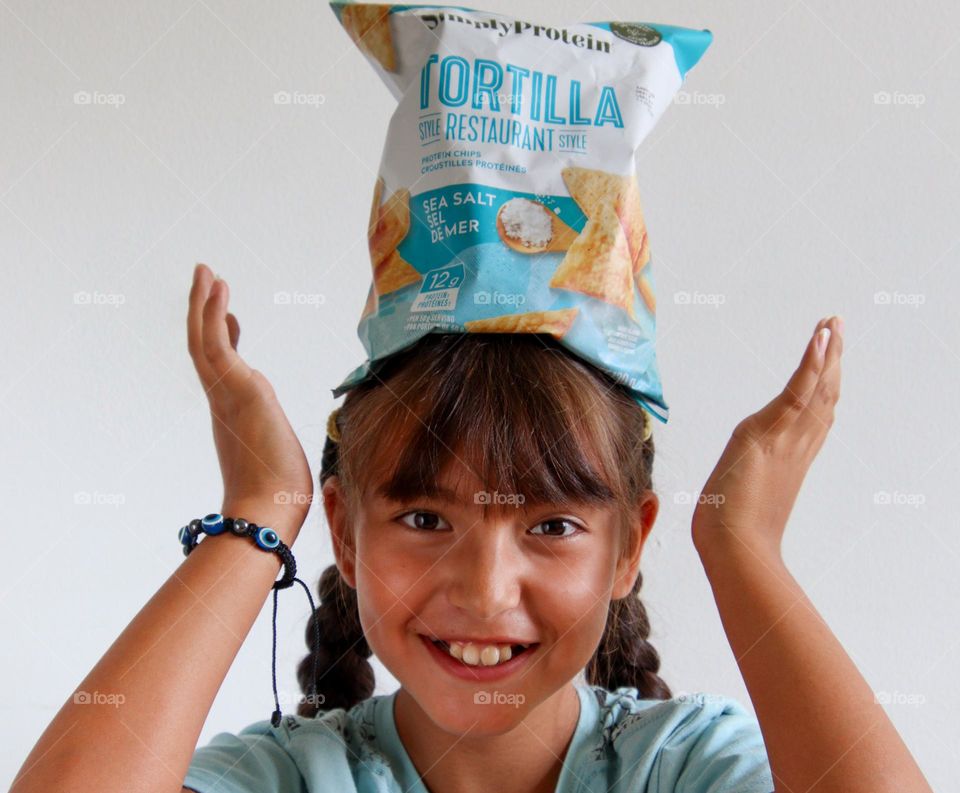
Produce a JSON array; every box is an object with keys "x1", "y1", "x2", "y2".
[
  {"x1": 372, "y1": 390, "x2": 616, "y2": 510},
  {"x1": 341, "y1": 334, "x2": 630, "y2": 511}
]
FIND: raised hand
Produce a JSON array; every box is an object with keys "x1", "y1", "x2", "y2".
[
  {"x1": 187, "y1": 263, "x2": 314, "y2": 531},
  {"x1": 691, "y1": 315, "x2": 844, "y2": 561}
]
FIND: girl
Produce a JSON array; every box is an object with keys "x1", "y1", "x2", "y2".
[{"x1": 13, "y1": 264, "x2": 932, "y2": 793}]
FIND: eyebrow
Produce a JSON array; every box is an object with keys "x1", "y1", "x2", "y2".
[
  {"x1": 374, "y1": 483, "x2": 465, "y2": 505},
  {"x1": 373, "y1": 483, "x2": 574, "y2": 513}
]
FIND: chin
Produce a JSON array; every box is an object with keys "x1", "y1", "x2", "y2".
[{"x1": 413, "y1": 685, "x2": 532, "y2": 736}]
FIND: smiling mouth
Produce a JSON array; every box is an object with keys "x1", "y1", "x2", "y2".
[{"x1": 430, "y1": 638, "x2": 536, "y2": 656}]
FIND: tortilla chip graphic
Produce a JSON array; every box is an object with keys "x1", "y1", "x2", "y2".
[
  {"x1": 341, "y1": 4, "x2": 397, "y2": 72},
  {"x1": 618, "y1": 174, "x2": 650, "y2": 278},
  {"x1": 562, "y1": 166, "x2": 624, "y2": 218},
  {"x1": 369, "y1": 187, "x2": 410, "y2": 267},
  {"x1": 368, "y1": 176, "x2": 384, "y2": 238},
  {"x1": 374, "y1": 249, "x2": 420, "y2": 295},
  {"x1": 464, "y1": 307, "x2": 579, "y2": 339},
  {"x1": 549, "y1": 204, "x2": 636, "y2": 321},
  {"x1": 637, "y1": 274, "x2": 656, "y2": 314},
  {"x1": 562, "y1": 166, "x2": 651, "y2": 309}
]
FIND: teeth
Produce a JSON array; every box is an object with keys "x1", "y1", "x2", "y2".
[{"x1": 440, "y1": 640, "x2": 530, "y2": 667}]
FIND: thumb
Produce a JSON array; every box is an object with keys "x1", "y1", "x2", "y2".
[{"x1": 226, "y1": 312, "x2": 240, "y2": 351}]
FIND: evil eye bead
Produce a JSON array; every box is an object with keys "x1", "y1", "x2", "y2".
[
  {"x1": 231, "y1": 517, "x2": 250, "y2": 536},
  {"x1": 178, "y1": 525, "x2": 195, "y2": 546},
  {"x1": 255, "y1": 526, "x2": 280, "y2": 550},
  {"x1": 202, "y1": 513, "x2": 227, "y2": 535}
]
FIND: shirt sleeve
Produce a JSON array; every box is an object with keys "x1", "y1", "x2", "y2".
[
  {"x1": 660, "y1": 694, "x2": 775, "y2": 793},
  {"x1": 182, "y1": 719, "x2": 306, "y2": 793}
]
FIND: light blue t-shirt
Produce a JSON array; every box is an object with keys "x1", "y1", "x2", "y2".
[{"x1": 184, "y1": 683, "x2": 774, "y2": 793}]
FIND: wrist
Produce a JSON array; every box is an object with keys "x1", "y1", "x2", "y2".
[
  {"x1": 693, "y1": 524, "x2": 785, "y2": 576},
  {"x1": 221, "y1": 499, "x2": 307, "y2": 544}
]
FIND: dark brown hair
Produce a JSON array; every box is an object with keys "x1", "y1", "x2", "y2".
[{"x1": 297, "y1": 332, "x2": 670, "y2": 716}]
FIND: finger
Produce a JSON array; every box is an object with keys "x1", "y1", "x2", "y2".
[
  {"x1": 201, "y1": 277, "x2": 252, "y2": 389},
  {"x1": 226, "y1": 312, "x2": 240, "y2": 351},
  {"x1": 188, "y1": 263, "x2": 216, "y2": 384},
  {"x1": 750, "y1": 317, "x2": 831, "y2": 433},
  {"x1": 798, "y1": 315, "x2": 843, "y2": 436}
]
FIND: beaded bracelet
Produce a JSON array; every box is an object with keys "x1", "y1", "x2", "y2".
[
  {"x1": 179, "y1": 514, "x2": 297, "y2": 590},
  {"x1": 177, "y1": 513, "x2": 320, "y2": 726}
]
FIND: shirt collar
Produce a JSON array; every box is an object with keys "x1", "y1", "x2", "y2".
[{"x1": 376, "y1": 682, "x2": 597, "y2": 793}]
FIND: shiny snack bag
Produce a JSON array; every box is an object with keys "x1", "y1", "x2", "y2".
[{"x1": 330, "y1": 1, "x2": 713, "y2": 424}]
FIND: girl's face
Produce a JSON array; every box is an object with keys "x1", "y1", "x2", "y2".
[{"x1": 325, "y1": 461, "x2": 656, "y2": 736}]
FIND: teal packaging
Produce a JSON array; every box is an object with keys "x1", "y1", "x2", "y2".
[{"x1": 330, "y1": 2, "x2": 713, "y2": 424}]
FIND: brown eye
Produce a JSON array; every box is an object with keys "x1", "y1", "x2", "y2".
[
  {"x1": 530, "y1": 518, "x2": 582, "y2": 540},
  {"x1": 398, "y1": 511, "x2": 451, "y2": 531}
]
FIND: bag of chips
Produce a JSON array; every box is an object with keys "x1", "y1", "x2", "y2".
[{"x1": 330, "y1": 1, "x2": 713, "y2": 424}]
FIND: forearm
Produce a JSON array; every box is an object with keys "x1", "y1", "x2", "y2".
[
  {"x1": 12, "y1": 501, "x2": 306, "y2": 793},
  {"x1": 695, "y1": 537, "x2": 932, "y2": 793}
]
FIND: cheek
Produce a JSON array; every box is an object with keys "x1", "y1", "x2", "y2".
[
  {"x1": 541, "y1": 558, "x2": 614, "y2": 669},
  {"x1": 351, "y1": 526, "x2": 618, "y2": 678},
  {"x1": 352, "y1": 532, "x2": 426, "y2": 658}
]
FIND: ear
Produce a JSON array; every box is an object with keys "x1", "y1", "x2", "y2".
[
  {"x1": 322, "y1": 475, "x2": 357, "y2": 589},
  {"x1": 611, "y1": 490, "x2": 659, "y2": 600}
]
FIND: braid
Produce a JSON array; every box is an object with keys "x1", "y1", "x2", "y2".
[
  {"x1": 296, "y1": 562, "x2": 375, "y2": 716},
  {"x1": 584, "y1": 569, "x2": 671, "y2": 700},
  {"x1": 583, "y1": 430, "x2": 671, "y2": 701}
]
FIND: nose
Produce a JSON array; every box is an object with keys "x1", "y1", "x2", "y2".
[{"x1": 445, "y1": 518, "x2": 523, "y2": 619}]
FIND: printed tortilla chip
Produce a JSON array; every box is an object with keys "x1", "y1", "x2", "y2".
[
  {"x1": 562, "y1": 166, "x2": 650, "y2": 282},
  {"x1": 373, "y1": 249, "x2": 420, "y2": 295},
  {"x1": 633, "y1": 233, "x2": 650, "y2": 276},
  {"x1": 341, "y1": 4, "x2": 397, "y2": 72},
  {"x1": 368, "y1": 176, "x2": 384, "y2": 238},
  {"x1": 562, "y1": 166, "x2": 624, "y2": 218},
  {"x1": 464, "y1": 307, "x2": 579, "y2": 339},
  {"x1": 366, "y1": 182, "x2": 417, "y2": 295},
  {"x1": 637, "y1": 273, "x2": 656, "y2": 314},
  {"x1": 550, "y1": 204, "x2": 636, "y2": 320},
  {"x1": 369, "y1": 187, "x2": 410, "y2": 266},
  {"x1": 618, "y1": 175, "x2": 650, "y2": 278}
]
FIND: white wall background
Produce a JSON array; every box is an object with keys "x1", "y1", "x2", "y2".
[{"x1": 2, "y1": 0, "x2": 958, "y2": 789}]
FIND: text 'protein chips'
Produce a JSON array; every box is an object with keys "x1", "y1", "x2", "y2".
[{"x1": 330, "y1": 1, "x2": 713, "y2": 424}]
